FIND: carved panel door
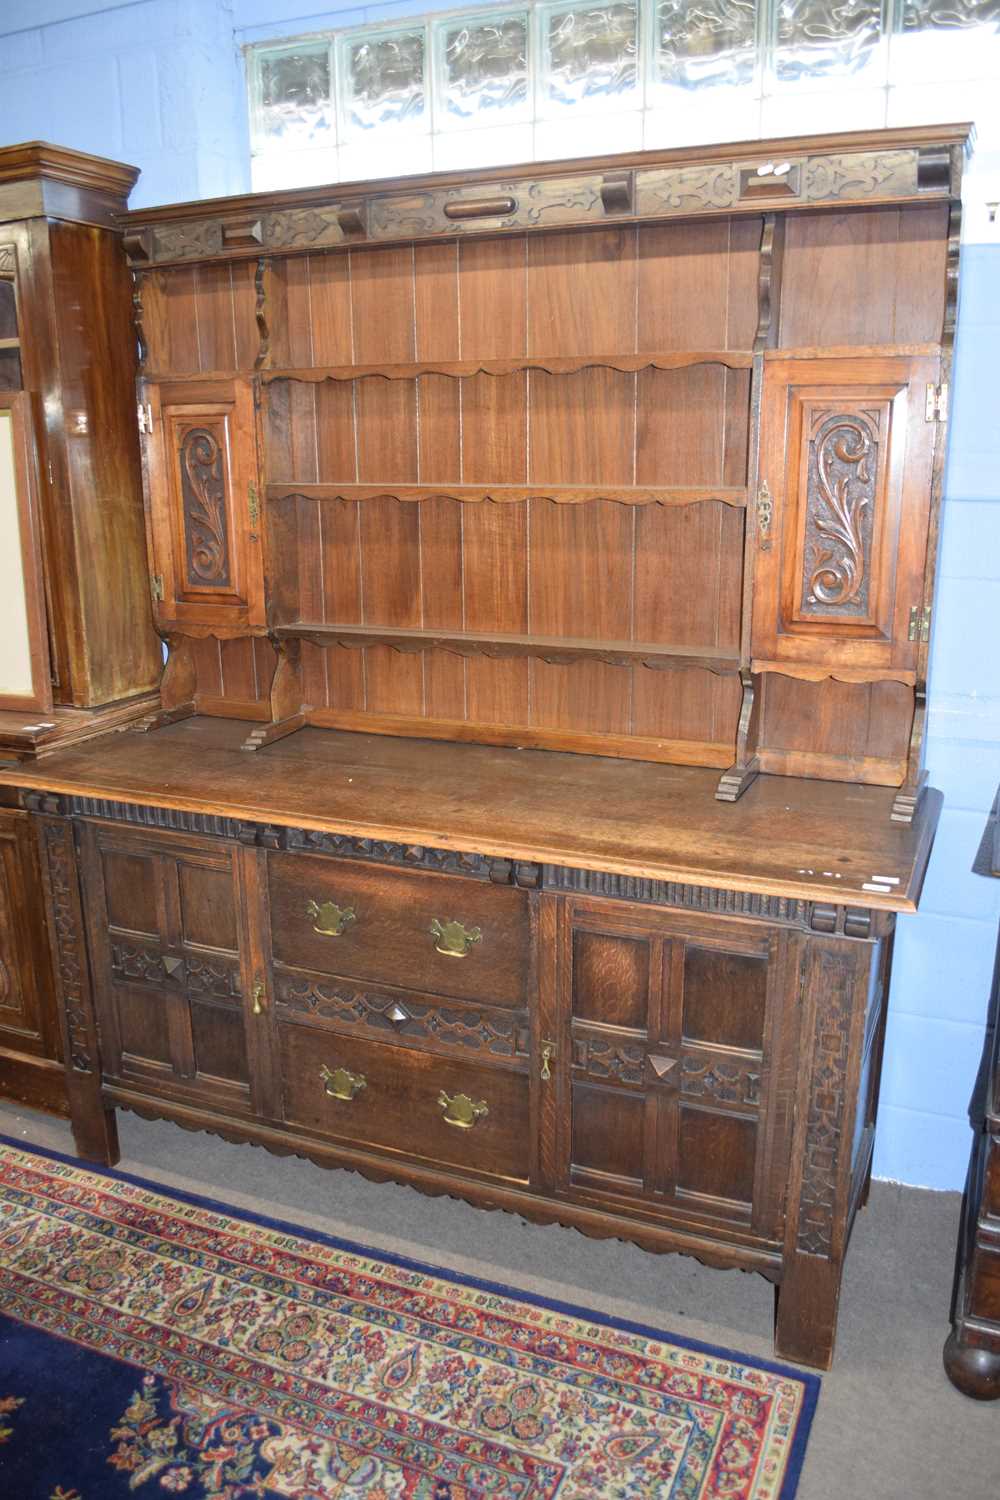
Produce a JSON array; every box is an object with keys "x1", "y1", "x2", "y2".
[
  {"x1": 142, "y1": 378, "x2": 264, "y2": 628},
  {"x1": 78, "y1": 822, "x2": 254, "y2": 1113},
  {"x1": 752, "y1": 353, "x2": 939, "y2": 674},
  {"x1": 553, "y1": 898, "x2": 797, "y2": 1240}
]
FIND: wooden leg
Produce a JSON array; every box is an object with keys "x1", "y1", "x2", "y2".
[
  {"x1": 716, "y1": 670, "x2": 761, "y2": 803},
  {"x1": 774, "y1": 1254, "x2": 842, "y2": 1370},
  {"x1": 67, "y1": 1078, "x2": 120, "y2": 1167},
  {"x1": 944, "y1": 1329, "x2": 1000, "y2": 1401}
]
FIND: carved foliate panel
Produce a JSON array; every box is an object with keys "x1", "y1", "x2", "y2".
[
  {"x1": 798, "y1": 405, "x2": 886, "y2": 622},
  {"x1": 179, "y1": 423, "x2": 231, "y2": 589},
  {"x1": 754, "y1": 353, "x2": 938, "y2": 672}
]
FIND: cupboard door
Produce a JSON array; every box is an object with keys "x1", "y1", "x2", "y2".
[
  {"x1": 0, "y1": 808, "x2": 63, "y2": 1107},
  {"x1": 79, "y1": 823, "x2": 251, "y2": 1110},
  {"x1": 142, "y1": 377, "x2": 263, "y2": 628},
  {"x1": 0, "y1": 391, "x2": 52, "y2": 712},
  {"x1": 557, "y1": 901, "x2": 795, "y2": 1238},
  {"x1": 753, "y1": 353, "x2": 939, "y2": 675}
]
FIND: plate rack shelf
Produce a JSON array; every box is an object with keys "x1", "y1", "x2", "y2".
[{"x1": 127, "y1": 125, "x2": 967, "y2": 817}]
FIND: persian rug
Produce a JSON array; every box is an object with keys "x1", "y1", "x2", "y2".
[{"x1": 0, "y1": 1137, "x2": 818, "y2": 1499}]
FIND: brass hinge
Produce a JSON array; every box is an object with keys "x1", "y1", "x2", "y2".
[
  {"x1": 925, "y1": 383, "x2": 948, "y2": 422},
  {"x1": 150, "y1": 574, "x2": 164, "y2": 603},
  {"x1": 248, "y1": 481, "x2": 260, "y2": 535},
  {"x1": 756, "y1": 480, "x2": 773, "y2": 550},
  {"x1": 908, "y1": 603, "x2": 931, "y2": 643},
  {"x1": 137, "y1": 400, "x2": 154, "y2": 434}
]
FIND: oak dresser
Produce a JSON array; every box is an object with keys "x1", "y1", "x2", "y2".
[{"x1": 0, "y1": 122, "x2": 970, "y2": 1369}]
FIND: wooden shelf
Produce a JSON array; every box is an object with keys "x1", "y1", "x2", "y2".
[
  {"x1": 266, "y1": 483, "x2": 748, "y2": 509},
  {"x1": 751, "y1": 659, "x2": 917, "y2": 688},
  {"x1": 275, "y1": 622, "x2": 740, "y2": 674},
  {"x1": 0, "y1": 337, "x2": 20, "y2": 351},
  {"x1": 262, "y1": 350, "x2": 754, "y2": 384}
]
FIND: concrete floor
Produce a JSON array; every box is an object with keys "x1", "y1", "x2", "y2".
[{"x1": 0, "y1": 1101, "x2": 995, "y2": 1498}]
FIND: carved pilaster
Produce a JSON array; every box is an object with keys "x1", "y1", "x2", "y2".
[
  {"x1": 32, "y1": 813, "x2": 119, "y2": 1165},
  {"x1": 34, "y1": 816, "x2": 93, "y2": 1073}
]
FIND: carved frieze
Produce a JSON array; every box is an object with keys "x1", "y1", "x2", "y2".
[
  {"x1": 109, "y1": 938, "x2": 241, "y2": 1002},
  {"x1": 544, "y1": 865, "x2": 812, "y2": 926},
  {"x1": 637, "y1": 149, "x2": 918, "y2": 218},
  {"x1": 680, "y1": 1054, "x2": 761, "y2": 1108},
  {"x1": 571, "y1": 1032, "x2": 646, "y2": 1086},
  {"x1": 180, "y1": 426, "x2": 231, "y2": 588},
  {"x1": 151, "y1": 221, "x2": 223, "y2": 262},
  {"x1": 275, "y1": 972, "x2": 528, "y2": 1059},
  {"x1": 0, "y1": 243, "x2": 16, "y2": 278},
  {"x1": 369, "y1": 174, "x2": 604, "y2": 240},
  {"x1": 283, "y1": 827, "x2": 495, "y2": 879},
  {"x1": 800, "y1": 408, "x2": 882, "y2": 618},
  {"x1": 30, "y1": 798, "x2": 876, "y2": 937}
]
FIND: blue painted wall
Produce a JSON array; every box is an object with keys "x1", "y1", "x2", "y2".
[{"x1": 0, "y1": 0, "x2": 997, "y2": 1189}]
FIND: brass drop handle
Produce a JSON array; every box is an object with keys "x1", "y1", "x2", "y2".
[
  {"x1": 320, "y1": 1063, "x2": 367, "y2": 1101},
  {"x1": 430, "y1": 918, "x2": 482, "y2": 957},
  {"x1": 540, "y1": 1040, "x2": 555, "y2": 1081},
  {"x1": 437, "y1": 1090, "x2": 488, "y2": 1129},
  {"x1": 251, "y1": 979, "x2": 266, "y2": 1017},
  {"x1": 307, "y1": 898, "x2": 356, "y2": 937}
]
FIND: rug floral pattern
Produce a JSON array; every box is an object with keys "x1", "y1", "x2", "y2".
[{"x1": 0, "y1": 1142, "x2": 816, "y2": 1497}]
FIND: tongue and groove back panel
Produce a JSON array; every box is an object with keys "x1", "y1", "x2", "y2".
[{"x1": 131, "y1": 141, "x2": 953, "y2": 789}]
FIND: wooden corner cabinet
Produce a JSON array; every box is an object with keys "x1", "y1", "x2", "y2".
[
  {"x1": 0, "y1": 144, "x2": 162, "y2": 1114},
  {"x1": 1, "y1": 124, "x2": 969, "y2": 1368}
]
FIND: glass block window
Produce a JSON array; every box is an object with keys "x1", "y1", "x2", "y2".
[
  {"x1": 539, "y1": 2, "x2": 640, "y2": 111},
  {"x1": 436, "y1": 13, "x2": 530, "y2": 126},
  {"x1": 245, "y1": 0, "x2": 1000, "y2": 192}
]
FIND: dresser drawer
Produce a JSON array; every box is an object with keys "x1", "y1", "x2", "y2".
[
  {"x1": 279, "y1": 1021, "x2": 529, "y2": 1182},
  {"x1": 267, "y1": 852, "x2": 531, "y2": 1007}
]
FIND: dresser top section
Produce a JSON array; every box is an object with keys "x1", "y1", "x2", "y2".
[
  {"x1": 3, "y1": 717, "x2": 940, "y2": 913},
  {"x1": 119, "y1": 123, "x2": 973, "y2": 268}
]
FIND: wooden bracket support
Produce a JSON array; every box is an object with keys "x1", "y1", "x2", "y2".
[
  {"x1": 891, "y1": 684, "x2": 928, "y2": 823},
  {"x1": 134, "y1": 635, "x2": 196, "y2": 733},
  {"x1": 241, "y1": 637, "x2": 307, "y2": 752},
  {"x1": 716, "y1": 670, "x2": 761, "y2": 803}
]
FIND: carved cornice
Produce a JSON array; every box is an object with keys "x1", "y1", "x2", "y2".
[
  {"x1": 120, "y1": 127, "x2": 970, "y2": 267},
  {"x1": 0, "y1": 141, "x2": 139, "y2": 198}
]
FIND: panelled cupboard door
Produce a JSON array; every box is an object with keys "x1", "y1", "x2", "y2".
[
  {"x1": 0, "y1": 808, "x2": 59, "y2": 1063},
  {"x1": 555, "y1": 900, "x2": 797, "y2": 1241},
  {"x1": 78, "y1": 822, "x2": 252, "y2": 1111},
  {"x1": 142, "y1": 378, "x2": 264, "y2": 628},
  {"x1": 753, "y1": 353, "x2": 939, "y2": 674}
]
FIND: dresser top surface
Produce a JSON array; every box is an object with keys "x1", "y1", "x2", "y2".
[{"x1": 4, "y1": 716, "x2": 940, "y2": 912}]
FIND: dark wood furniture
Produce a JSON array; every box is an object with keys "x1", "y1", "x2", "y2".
[
  {"x1": 944, "y1": 788, "x2": 1000, "y2": 1399},
  {"x1": 9, "y1": 718, "x2": 937, "y2": 1370},
  {"x1": 3, "y1": 124, "x2": 968, "y2": 1368},
  {"x1": 0, "y1": 144, "x2": 162, "y2": 1114}
]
